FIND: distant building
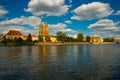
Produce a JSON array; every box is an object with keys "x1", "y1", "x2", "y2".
[
  {"x1": 6, "y1": 30, "x2": 23, "y2": 40},
  {"x1": 31, "y1": 34, "x2": 38, "y2": 41},
  {"x1": 39, "y1": 21, "x2": 57, "y2": 42},
  {"x1": 90, "y1": 37, "x2": 103, "y2": 43},
  {"x1": 114, "y1": 38, "x2": 120, "y2": 43},
  {"x1": 23, "y1": 34, "x2": 38, "y2": 41},
  {"x1": 23, "y1": 35, "x2": 28, "y2": 40},
  {"x1": 5, "y1": 30, "x2": 38, "y2": 41},
  {"x1": 0, "y1": 34, "x2": 5, "y2": 42}
]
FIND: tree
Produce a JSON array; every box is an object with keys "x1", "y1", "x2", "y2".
[
  {"x1": 38, "y1": 35, "x2": 43, "y2": 42},
  {"x1": 3, "y1": 36, "x2": 8, "y2": 46},
  {"x1": 103, "y1": 37, "x2": 114, "y2": 42},
  {"x1": 67, "y1": 37, "x2": 75, "y2": 42},
  {"x1": 15, "y1": 37, "x2": 23, "y2": 42},
  {"x1": 77, "y1": 33, "x2": 84, "y2": 42},
  {"x1": 86, "y1": 35, "x2": 90, "y2": 42},
  {"x1": 27, "y1": 34, "x2": 32, "y2": 42},
  {"x1": 45, "y1": 36, "x2": 51, "y2": 42},
  {"x1": 56, "y1": 31, "x2": 68, "y2": 42}
]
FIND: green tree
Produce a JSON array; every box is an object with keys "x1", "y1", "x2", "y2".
[
  {"x1": 27, "y1": 34, "x2": 32, "y2": 42},
  {"x1": 3, "y1": 36, "x2": 8, "y2": 46},
  {"x1": 77, "y1": 33, "x2": 84, "y2": 42},
  {"x1": 15, "y1": 37, "x2": 23, "y2": 42},
  {"x1": 103, "y1": 37, "x2": 114, "y2": 42},
  {"x1": 45, "y1": 36, "x2": 51, "y2": 42},
  {"x1": 86, "y1": 35, "x2": 90, "y2": 42},
  {"x1": 67, "y1": 37, "x2": 75, "y2": 42},
  {"x1": 56, "y1": 31, "x2": 68, "y2": 42},
  {"x1": 38, "y1": 35, "x2": 43, "y2": 42}
]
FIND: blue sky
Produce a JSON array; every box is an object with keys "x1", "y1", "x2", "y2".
[{"x1": 0, "y1": 0, "x2": 120, "y2": 37}]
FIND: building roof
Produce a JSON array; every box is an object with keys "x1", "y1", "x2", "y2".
[
  {"x1": 7, "y1": 30, "x2": 22, "y2": 36},
  {"x1": 23, "y1": 35, "x2": 28, "y2": 39},
  {"x1": 0, "y1": 34, "x2": 4, "y2": 37},
  {"x1": 32, "y1": 34, "x2": 37, "y2": 38},
  {"x1": 41, "y1": 34, "x2": 56, "y2": 38},
  {"x1": 23, "y1": 34, "x2": 37, "y2": 39}
]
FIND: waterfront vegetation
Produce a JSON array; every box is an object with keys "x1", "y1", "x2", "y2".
[
  {"x1": 1, "y1": 34, "x2": 36, "y2": 46},
  {"x1": 0, "y1": 31, "x2": 115, "y2": 46}
]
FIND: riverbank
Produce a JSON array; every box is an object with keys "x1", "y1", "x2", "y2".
[
  {"x1": 0, "y1": 42, "x2": 116, "y2": 46},
  {"x1": 35, "y1": 42, "x2": 115, "y2": 46},
  {"x1": 35, "y1": 42, "x2": 90, "y2": 45}
]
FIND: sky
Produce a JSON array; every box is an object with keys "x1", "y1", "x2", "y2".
[{"x1": 0, "y1": 0, "x2": 120, "y2": 38}]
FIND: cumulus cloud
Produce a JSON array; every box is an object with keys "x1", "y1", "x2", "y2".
[
  {"x1": 88, "y1": 19, "x2": 117, "y2": 31},
  {"x1": 0, "y1": 6, "x2": 8, "y2": 17},
  {"x1": 71, "y1": 2, "x2": 113, "y2": 20},
  {"x1": 0, "y1": 16, "x2": 77, "y2": 36},
  {"x1": 25, "y1": 0, "x2": 69, "y2": 16},
  {"x1": 0, "y1": 16, "x2": 41, "y2": 27},
  {"x1": 49, "y1": 23, "x2": 77, "y2": 36},
  {"x1": 115, "y1": 10, "x2": 120, "y2": 16},
  {"x1": 65, "y1": 20, "x2": 72, "y2": 24},
  {"x1": 88, "y1": 19, "x2": 120, "y2": 37},
  {"x1": 69, "y1": 0, "x2": 72, "y2": 4},
  {"x1": 0, "y1": 16, "x2": 41, "y2": 34}
]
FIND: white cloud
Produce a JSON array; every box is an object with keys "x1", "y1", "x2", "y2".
[
  {"x1": 88, "y1": 19, "x2": 117, "y2": 31},
  {"x1": 59, "y1": 28, "x2": 76, "y2": 33},
  {"x1": 0, "y1": 16, "x2": 41, "y2": 27},
  {"x1": 25, "y1": 0, "x2": 69, "y2": 16},
  {"x1": 69, "y1": 0, "x2": 72, "y2": 3},
  {"x1": 0, "y1": 17, "x2": 77, "y2": 36},
  {"x1": 0, "y1": 6, "x2": 8, "y2": 17},
  {"x1": 88, "y1": 19, "x2": 120, "y2": 37},
  {"x1": 49, "y1": 23, "x2": 77, "y2": 36},
  {"x1": 0, "y1": 16, "x2": 41, "y2": 35},
  {"x1": 115, "y1": 10, "x2": 120, "y2": 16},
  {"x1": 65, "y1": 20, "x2": 72, "y2": 24},
  {"x1": 71, "y1": 2, "x2": 113, "y2": 20}
]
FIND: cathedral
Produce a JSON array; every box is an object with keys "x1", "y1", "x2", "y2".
[{"x1": 39, "y1": 21, "x2": 56, "y2": 42}]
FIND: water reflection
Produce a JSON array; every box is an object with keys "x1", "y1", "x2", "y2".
[
  {"x1": 38, "y1": 46, "x2": 49, "y2": 63},
  {"x1": 0, "y1": 44, "x2": 120, "y2": 80}
]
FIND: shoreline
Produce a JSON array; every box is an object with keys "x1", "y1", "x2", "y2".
[
  {"x1": 0, "y1": 42, "x2": 116, "y2": 46},
  {"x1": 35, "y1": 42, "x2": 115, "y2": 46}
]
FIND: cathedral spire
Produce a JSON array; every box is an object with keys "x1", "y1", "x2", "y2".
[
  {"x1": 39, "y1": 20, "x2": 43, "y2": 36},
  {"x1": 44, "y1": 18, "x2": 48, "y2": 35}
]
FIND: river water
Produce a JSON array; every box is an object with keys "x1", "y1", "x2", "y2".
[{"x1": 0, "y1": 44, "x2": 120, "y2": 80}]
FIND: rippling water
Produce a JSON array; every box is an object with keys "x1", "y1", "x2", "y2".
[{"x1": 0, "y1": 44, "x2": 120, "y2": 80}]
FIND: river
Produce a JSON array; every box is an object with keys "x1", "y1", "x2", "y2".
[{"x1": 0, "y1": 44, "x2": 120, "y2": 80}]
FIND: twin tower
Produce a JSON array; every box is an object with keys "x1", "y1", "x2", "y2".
[{"x1": 39, "y1": 21, "x2": 49, "y2": 36}]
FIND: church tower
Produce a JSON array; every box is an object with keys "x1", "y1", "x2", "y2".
[
  {"x1": 39, "y1": 21, "x2": 43, "y2": 36},
  {"x1": 44, "y1": 23, "x2": 48, "y2": 35}
]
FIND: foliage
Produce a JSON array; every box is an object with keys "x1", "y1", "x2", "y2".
[
  {"x1": 67, "y1": 37, "x2": 75, "y2": 42},
  {"x1": 38, "y1": 35, "x2": 43, "y2": 42},
  {"x1": 77, "y1": 33, "x2": 84, "y2": 42},
  {"x1": 56, "y1": 31, "x2": 68, "y2": 42},
  {"x1": 2, "y1": 36, "x2": 7, "y2": 46},
  {"x1": 27, "y1": 34, "x2": 32, "y2": 42},
  {"x1": 103, "y1": 38, "x2": 114, "y2": 42},
  {"x1": 45, "y1": 36, "x2": 51, "y2": 42},
  {"x1": 86, "y1": 35, "x2": 90, "y2": 42},
  {"x1": 2, "y1": 36, "x2": 34, "y2": 46},
  {"x1": 14, "y1": 37, "x2": 23, "y2": 42}
]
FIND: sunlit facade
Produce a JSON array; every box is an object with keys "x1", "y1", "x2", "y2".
[
  {"x1": 6, "y1": 30, "x2": 23, "y2": 40},
  {"x1": 39, "y1": 21, "x2": 57, "y2": 42},
  {"x1": 90, "y1": 37, "x2": 103, "y2": 43}
]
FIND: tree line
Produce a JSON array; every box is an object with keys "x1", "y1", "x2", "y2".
[
  {"x1": 1, "y1": 34, "x2": 35, "y2": 46},
  {"x1": 1, "y1": 31, "x2": 115, "y2": 46}
]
